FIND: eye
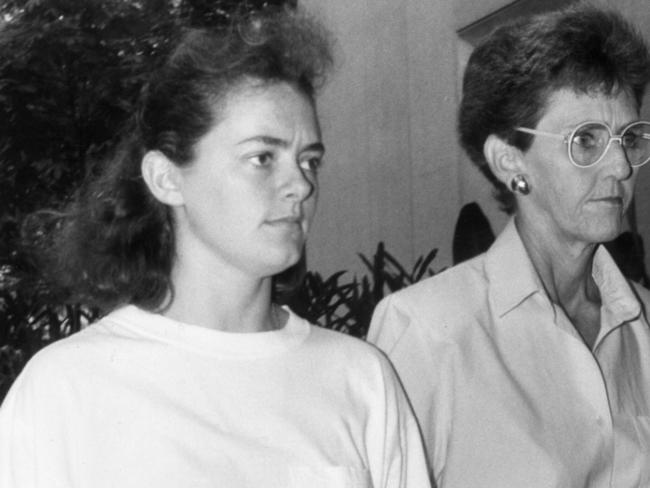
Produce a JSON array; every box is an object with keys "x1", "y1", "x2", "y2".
[
  {"x1": 621, "y1": 124, "x2": 649, "y2": 149},
  {"x1": 572, "y1": 129, "x2": 600, "y2": 149},
  {"x1": 622, "y1": 131, "x2": 640, "y2": 149},
  {"x1": 249, "y1": 152, "x2": 274, "y2": 167},
  {"x1": 299, "y1": 155, "x2": 323, "y2": 172}
]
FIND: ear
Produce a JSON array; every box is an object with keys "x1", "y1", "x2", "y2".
[
  {"x1": 141, "y1": 150, "x2": 185, "y2": 206},
  {"x1": 483, "y1": 134, "x2": 526, "y2": 187}
]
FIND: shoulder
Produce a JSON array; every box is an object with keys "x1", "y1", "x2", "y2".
[
  {"x1": 24, "y1": 325, "x2": 102, "y2": 370},
  {"x1": 366, "y1": 253, "x2": 494, "y2": 361},
  {"x1": 2, "y1": 323, "x2": 106, "y2": 412},
  {"x1": 289, "y1": 310, "x2": 395, "y2": 373},
  {"x1": 10, "y1": 308, "x2": 135, "y2": 389},
  {"x1": 395, "y1": 254, "x2": 485, "y2": 306},
  {"x1": 377, "y1": 254, "x2": 489, "y2": 328},
  {"x1": 308, "y1": 319, "x2": 388, "y2": 361}
]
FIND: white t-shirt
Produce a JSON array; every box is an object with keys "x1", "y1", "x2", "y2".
[
  {"x1": 0, "y1": 305, "x2": 430, "y2": 488},
  {"x1": 368, "y1": 218, "x2": 650, "y2": 488}
]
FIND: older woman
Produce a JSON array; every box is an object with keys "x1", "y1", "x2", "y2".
[
  {"x1": 0, "y1": 7, "x2": 430, "y2": 488},
  {"x1": 368, "y1": 4, "x2": 650, "y2": 488}
]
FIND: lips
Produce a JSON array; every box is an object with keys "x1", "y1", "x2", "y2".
[
  {"x1": 267, "y1": 215, "x2": 302, "y2": 224},
  {"x1": 593, "y1": 195, "x2": 622, "y2": 201},
  {"x1": 264, "y1": 215, "x2": 306, "y2": 233},
  {"x1": 591, "y1": 196, "x2": 624, "y2": 205}
]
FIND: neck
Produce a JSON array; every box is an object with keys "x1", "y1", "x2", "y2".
[
  {"x1": 514, "y1": 214, "x2": 600, "y2": 311},
  {"x1": 162, "y1": 250, "x2": 281, "y2": 334}
]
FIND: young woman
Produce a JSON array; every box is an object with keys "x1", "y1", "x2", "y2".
[{"x1": 0, "y1": 8, "x2": 430, "y2": 488}]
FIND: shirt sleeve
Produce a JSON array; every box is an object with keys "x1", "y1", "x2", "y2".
[
  {"x1": 368, "y1": 294, "x2": 454, "y2": 486},
  {"x1": 0, "y1": 356, "x2": 72, "y2": 488},
  {"x1": 365, "y1": 350, "x2": 434, "y2": 488}
]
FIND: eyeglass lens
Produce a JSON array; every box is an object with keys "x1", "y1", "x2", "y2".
[{"x1": 570, "y1": 122, "x2": 650, "y2": 167}]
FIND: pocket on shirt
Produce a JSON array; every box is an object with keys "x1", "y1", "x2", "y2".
[
  {"x1": 632, "y1": 415, "x2": 650, "y2": 452},
  {"x1": 288, "y1": 466, "x2": 371, "y2": 488}
]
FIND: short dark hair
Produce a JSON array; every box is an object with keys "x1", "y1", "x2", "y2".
[
  {"x1": 458, "y1": 2, "x2": 650, "y2": 213},
  {"x1": 40, "y1": 7, "x2": 333, "y2": 312}
]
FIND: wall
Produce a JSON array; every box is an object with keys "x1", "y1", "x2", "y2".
[
  {"x1": 302, "y1": 0, "x2": 461, "y2": 277},
  {"x1": 302, "y1": 0, "x2": 650, "y2": 278}
]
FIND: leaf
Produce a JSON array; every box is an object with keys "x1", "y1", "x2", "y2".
[{"x1": 452, "y1": 202, "x2": 495, "y2": 265}]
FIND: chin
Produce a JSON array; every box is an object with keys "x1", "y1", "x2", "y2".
[
  {"x1": 598, "y1": 229, "x2": 624, "y2": 244},
  {"x1": 579, "y1": 221, "x2": 623, "y2": 244},
  {"x1": 259, "y1": 247, "x2": 303, "y2": 277},
  {"x1": 574, "y1": 206, "x2": 628, "y2": 244}
]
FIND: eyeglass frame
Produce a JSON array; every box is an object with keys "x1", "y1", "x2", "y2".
[{"x1": 514, "y1": 120, "x2": 650, "y2": 169}]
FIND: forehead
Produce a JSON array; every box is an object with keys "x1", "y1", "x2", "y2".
[
  {"x1": 538, "y1": 88, "x2": 638, "y2": 130},
  {"x1": 201, "y1": 79, "x2": 320, "y2": 146},
  {"x1": 219, "y1": 79, "x2": 315, "y2": 116}
]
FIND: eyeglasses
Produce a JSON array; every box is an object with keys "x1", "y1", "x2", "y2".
[{"x1": 515, "y1": 120, "x2": 650, "y2": 168}]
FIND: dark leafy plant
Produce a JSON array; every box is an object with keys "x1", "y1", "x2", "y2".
[
  {"x1": 287, "y1": 242, "x2": 439, "y2": 338},
  {"x1": 286, "y1": 270, "x2": 359, "y2": 334},
  {"x1": 452, "y1": 202, "x2": 495, "y2": 265},
  {"x1": 605, "y1": 231, "x2": 650, "y2": 287}
]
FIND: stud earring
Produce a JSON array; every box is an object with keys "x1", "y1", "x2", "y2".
[{"x1": 510, "y1": 174, "x2": 530, "y2": 195}]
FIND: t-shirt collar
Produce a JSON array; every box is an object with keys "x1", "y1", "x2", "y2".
[{"x1": 105, "y1": 305, "x2": 311, "y2": 359}]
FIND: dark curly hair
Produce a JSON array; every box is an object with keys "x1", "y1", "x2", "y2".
[
  {"x1": 458, "y1": 2, "x2": 650, "y2": 213},
  {"x1": 38, "y1": 6, "x2": 333, "y2": 312}
]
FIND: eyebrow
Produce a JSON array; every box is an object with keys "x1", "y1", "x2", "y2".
[{"x1": 237, "y1": 136, "x2": 325, "y2": 153}]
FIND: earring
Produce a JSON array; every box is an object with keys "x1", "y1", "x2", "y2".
[{"x1": 510, "y1": 174, "x2": 530, "y2": 195}]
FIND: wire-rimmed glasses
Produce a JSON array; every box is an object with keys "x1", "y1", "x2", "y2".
[{"x1": 515, "y1": 120, "x2": 650, "y2": 168}]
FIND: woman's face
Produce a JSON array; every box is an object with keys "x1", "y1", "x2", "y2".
[
  {"x1": 173, "y1": 81, "x2": 323, "y2": 279},
  {"x1": 519, "y1": 88, "x2": 639, "y2": 246}
]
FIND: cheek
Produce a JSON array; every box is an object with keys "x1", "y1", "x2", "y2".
[
  {"x1": 539, "y1": 183, "x2": 578, "y2": 220},
  {"x1": 627, "y1": 169, "x2": 639, "y2": 192},
  {"x1": 539, "y1": 153, "x2": 587, "y2": 194},
  {"x1": 622, "y1": 176, "x2": 637, "y2": 211},
  {"x1": 530, "y1": 159, "x2": 569, "y2": 204},
  {"x1": 530, "y1": 163, "x2": 596, "y2": 222},
  {"x1": 310, "y1": 179, "x2": 319, "y2": 203},
  {"x1": 304, "y1": 186, "x2": 318, "y2": 222}
]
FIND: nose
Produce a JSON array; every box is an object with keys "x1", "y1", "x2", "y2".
[
  {"x1": 282, "y1": 161, "x2": 315, "y2": 202},
  {"x1": 603, "y1": 137, "x2": 633, "y2": 180}
]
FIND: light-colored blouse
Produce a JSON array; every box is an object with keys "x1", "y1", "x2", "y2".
[{"x1": 369, "y1": 219, "x2": 650, "y2": 488}]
